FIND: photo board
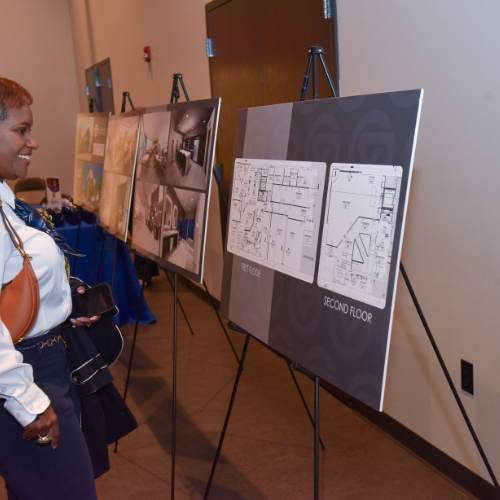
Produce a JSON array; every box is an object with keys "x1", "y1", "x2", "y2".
[
  {"x1": 99, "y1": 109, "x2": 141, "y2": 242},
  {"x1": 73, "y1": 112, "x2": 109, "y2": 212},
  {"x1": 221, "y1": 90, "x2": 423, "y2": 411},
  {"x1": 131, "y1": 99, "x2": 220, "y2": 283},
  {"x1": 46, "y1": 177, "x2": 62, "y2": 208}
]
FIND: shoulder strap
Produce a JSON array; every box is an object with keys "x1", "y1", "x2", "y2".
[{"x1": 0, "y1": 200, "x2": 31, "y2": 259}]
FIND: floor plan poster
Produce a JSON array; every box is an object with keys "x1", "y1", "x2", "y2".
[
  {"x1": 318, "y1": 163, "x2": 403, "y2": 308},
  {"x1": 227, "y1": 159, "x2": 326, "y2": 283},
  {"x1": 221, "y1": 90, "x2": 424, "y2": 412}
]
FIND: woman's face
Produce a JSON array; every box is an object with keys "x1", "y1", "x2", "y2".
[{"x1": 0, "y1": 105, "x2": 38, "y2": 182}]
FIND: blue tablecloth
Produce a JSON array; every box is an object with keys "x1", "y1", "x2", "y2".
[{"x1": 57, "y1": 220, "x2": 156, "y2": 326}]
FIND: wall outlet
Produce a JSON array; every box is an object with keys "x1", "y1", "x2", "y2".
[{"x1": 461, "y1": 360, "x2": 474, "y2": 395}]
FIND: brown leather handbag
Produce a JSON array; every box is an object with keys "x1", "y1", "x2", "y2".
[{"x1": 0, "y1": 201, "x2": 40, "y2": 344}]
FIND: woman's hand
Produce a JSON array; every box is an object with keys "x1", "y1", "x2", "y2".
[
  {"x1": 22, "y1": 405, "x2": 60, "y2": 450},
  {"x1": 70, "y1": 286, "x2": 101, "y2": 328}
]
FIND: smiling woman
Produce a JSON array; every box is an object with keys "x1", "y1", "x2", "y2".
[
  {"x1": 0, "y1": 78, "x2": 98, "y2": 500},
  {"x1": 0, "y1": 80, "x2": 39, "y2": 184},
  {"x1": 0, "y1": 104, "x2": 38, "y2": 182}
]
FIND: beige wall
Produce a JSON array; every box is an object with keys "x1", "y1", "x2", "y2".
[
  {"x1": 337, "y1": 0, "x2": 500, "y2": 484},
  {"x1": 68, "y1": 0, "x2": 224, "y2": 298},
  {"x1": 0, "y1": 0, "x2": 79, "y2": 195}
]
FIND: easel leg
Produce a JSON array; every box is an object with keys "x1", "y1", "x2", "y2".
[
  {"x1": 114, "y1": 273, "x2": 147, "y2": 454},
  {"x1": 400, "y1": 262, "x2": 500, "y2": 493},
  {"x1": 164, "y1": 270, "x2": 195, "y2": 336},
  {"x1": 203, "y1": 280, "x2": 240, "y2": 363},
  {"x1": 204, "y1": 333, "x2": 251, "y2": 500},
  {"x1": 314, "y1": 376, "x2": 320, "y2": 500},
  {"x1": 286, "y1": 361, "x2": 325, "y2": 450},
  {"x1": 172, "y1": 272, "x2": 178, "y2": 499}
]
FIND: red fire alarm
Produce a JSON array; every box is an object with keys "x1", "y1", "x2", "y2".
[{"x1": 143, "y1": 46, "x2": 151, "y2": 62}]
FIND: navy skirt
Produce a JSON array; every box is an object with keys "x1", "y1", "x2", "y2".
[{"x1": 0, "y1": 330, "x2": 97, "y2": 500}]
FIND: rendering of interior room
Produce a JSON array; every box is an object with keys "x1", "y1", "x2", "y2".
[
  {"x1": 136, "y1": 110, "x2": 172, "y2": 186},
  {"x1": 132, "y1": 180, "x2": 164, "y2": 258},
  {"x1": 160, "y1": 187, "x2": 205, "y2": 275},
  {"x1": 165, "y1": 106, "x2": 217, "y2": 190}
]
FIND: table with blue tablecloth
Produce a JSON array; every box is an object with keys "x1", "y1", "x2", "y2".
[{"x1": 56, "y1": 220, "x2": 156, "y2": 326}]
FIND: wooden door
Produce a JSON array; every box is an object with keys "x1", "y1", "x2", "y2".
[{"x1": 206, "y1": 0, "x2": 264, "y2": 200}]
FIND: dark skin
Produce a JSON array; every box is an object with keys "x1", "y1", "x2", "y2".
[
  {"x1": 21, "y1": 287, "x2": 100, "y2": 449},
  {"x1": 0, "y1": 104, "x2": 102, "y2": 449}
]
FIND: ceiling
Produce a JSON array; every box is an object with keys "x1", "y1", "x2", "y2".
[
  {"x1": 175, "y1": 107, "x2": 213, "y2": 136},
  {"x1": 174, "y1": 188, "x2": 202, "y2": 213}
]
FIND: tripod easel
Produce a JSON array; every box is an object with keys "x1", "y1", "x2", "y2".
[
  {"x1": 168, "y1": 73, "x2": 240, "y2": 360},
  {"x1": 298, "y1": 45, "x2": 500, "y2": 498},
  {"x1": 204, "y1": 47, "x2": 339, "y2": 500}
]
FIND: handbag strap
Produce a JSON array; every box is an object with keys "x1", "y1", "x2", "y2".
[{"x1": 0, "y1": 200, "x2": 32, "y2": 260}]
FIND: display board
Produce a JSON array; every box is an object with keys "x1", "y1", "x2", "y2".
[
  {"x1": 99, "y1": 109, "x2": 141, "y2": 242},
  {"x1": 221, "y1": 90, "x2": 423, "y2": 411},
  {"x1": 73, "y1": 112, "x2": 109, "y2": 212},
  {"x1": 131, "y1": 99, "x2": 220, "y2": 283}
]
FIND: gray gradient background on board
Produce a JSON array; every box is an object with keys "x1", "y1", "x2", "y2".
[
  {"x1": 222, "y1": 90, "x2": 422, "y2": 410},
  {"x1": 225, "y1": 103, "x2": 293, "y2": 342}
]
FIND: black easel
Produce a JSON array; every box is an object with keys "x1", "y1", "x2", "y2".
[
  {"x1": 164, "y1": 269, "x2": 195, "y2": 336},
  {"x1": 121, "y1": 91, "x2": 135, "y2": 113},
  {"x1": 169, "y1": 75, "x2": 240, "y2": 362},
  {"x1": 113, "y1": 256, "x2": 148, "y2": 454},
  {"x1": 302, "y1": 45, "x2": 499, "y2": 496},
  {"x1": 166, "y1": 74, "x2": 189, "y2": 499},
  {"x1": 88, "y1": 97, "x2": 100, "y2": 113},
  {"x1": 292, "y1": 363, "x2": 320, "y2": 499},
  {"x1": 170, "y1": 74, "x2": 189, "y2": 103},
  {"x1": 300, "y1": 46, "x2": 338, "y2": 100},
  {"x1": 300, "y1": 45, "x2": 500, "y2": 496}
]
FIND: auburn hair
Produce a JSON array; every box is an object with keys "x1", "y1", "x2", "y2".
[{"x1": 0, "y1": 77, "x2": 33, "y2": 121}]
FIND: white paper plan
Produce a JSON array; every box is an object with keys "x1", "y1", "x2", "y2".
[
  {"x1": 227, "y1": 158, "x2": 326, "y2": 283},
  {"x1": 317, "y1": 163, "x2": 403, "y2": 309}
]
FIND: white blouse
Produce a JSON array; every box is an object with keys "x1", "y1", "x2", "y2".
[{"x1": 0, "y1": 182, "x2": 72, "y2": 426}]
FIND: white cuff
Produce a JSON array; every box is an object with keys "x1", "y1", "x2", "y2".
[{"x1": 4, "y1": 385, "x2": 51, "y2": 427}]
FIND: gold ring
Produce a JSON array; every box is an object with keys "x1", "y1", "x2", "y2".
[{"x1": 36, "y1": 433, "x2": 51, "y2": 444}]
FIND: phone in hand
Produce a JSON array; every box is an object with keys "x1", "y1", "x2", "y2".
[{"x1": 71, "y1": 283, "x2": 117, "y2": 319}]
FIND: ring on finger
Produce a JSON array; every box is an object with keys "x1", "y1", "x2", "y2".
[{"x1": 36, "y1": 432, "x2": 52, "y2": 444}]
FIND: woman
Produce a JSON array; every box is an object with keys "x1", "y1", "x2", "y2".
[{"x1": 0, "y1": 77, "x2": 99, "y2": 499}]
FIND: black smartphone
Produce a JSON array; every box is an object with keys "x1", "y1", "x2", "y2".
[{"x1": 71, "y1": 283, "x2": 117, "y2": 319}]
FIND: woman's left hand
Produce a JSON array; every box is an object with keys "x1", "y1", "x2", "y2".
[{"x1": 69, "y1": 286, "x2": 101, "y2": 328}]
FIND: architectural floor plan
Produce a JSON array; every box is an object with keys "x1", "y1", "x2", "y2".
[
  {"x1": 227, "y1": 159, "x2": 326, "y2": 283},
  {"x1": 317, "y1": 163, "x2": 403, "y2": 308}
]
